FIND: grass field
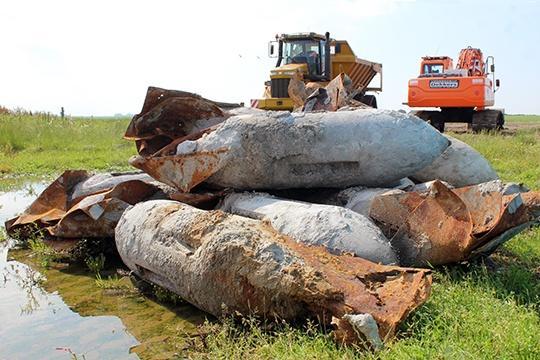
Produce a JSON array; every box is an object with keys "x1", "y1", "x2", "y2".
[
  {"x1": 0, "y1": 113, "x2": 134, "y2": 190},
  {"x1": 1, "y1": 112, "x2": 539, "y2": 359},
  {"x1": 454, "y1": 129, "x2": 540, "y2": 189},
  {"x1": 506, "y1": 114, "x2": 540, "y2": 123}
]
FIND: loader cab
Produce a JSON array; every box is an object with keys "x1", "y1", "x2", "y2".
[{"x1": 270, "y1": 32, "x2": 332, "y2": 81}]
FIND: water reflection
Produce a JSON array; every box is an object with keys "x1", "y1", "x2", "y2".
[
  {"x1": 0, "y1": 182, "x2": 47, "y2": 225},
  {"x1": 0, "y1": 182, "x2": 140, "y2": 359}
]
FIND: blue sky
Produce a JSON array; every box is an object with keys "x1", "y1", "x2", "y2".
[{"x1": 0, "y1": 0, "x2": 538, "y2": 115}]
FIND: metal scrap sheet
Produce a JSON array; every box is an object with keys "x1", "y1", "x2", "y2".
[
  {"x1": 124, "y1": 87, "x2": 226, "y2": 156},
  {"x1": 5, "y1": 171, "x2": 161, "y2": 238},
  {"x1": 370, "y1": 180, "x2": 539, "y2": 266}
]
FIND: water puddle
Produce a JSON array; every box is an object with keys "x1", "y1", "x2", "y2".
[
  {"x1": 0, "y1": 182, "x2": 207, "y2": 359},
  {"x1": 0, "y1": 182, "x2": 47, "y2": 224}
]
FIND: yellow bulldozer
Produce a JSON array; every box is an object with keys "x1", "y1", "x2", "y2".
[{"x1": 251, "y1": 32, "x2": 382, "y2": 110}]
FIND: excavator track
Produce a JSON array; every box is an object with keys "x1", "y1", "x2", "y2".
[
  {"x1": 411, "y1": 109, "x2": 504, "y2": 133},
  {"x1": 411, "y1": 110, "x2": 446, "y2": 132},
  {"x1": 470, "y1": 110, "x2": 504, "y2": 132}
]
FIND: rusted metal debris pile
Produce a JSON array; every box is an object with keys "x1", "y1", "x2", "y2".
[{"x1": 6, "y1": 86, "x2": 540, "y2": 350}]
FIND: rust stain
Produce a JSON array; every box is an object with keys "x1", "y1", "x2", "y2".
[
  {"x1": 129, "y1": 148, "x2": 229, "y2": 192},
  {"x1": 453, "y1": 184, "x2": 506, "y2": 235},
  {"x1": 370, "y1": 190, "x2": 425, "y2": 238},
  {"x1": 268, "y1": 224, "x2": 432, "y2": 342},
  {"x1": 124, "y1": 87, "x2": 225, "y2": 156},
  {"x1": 5, "y1": 172, "x2": 160, "y2": 239},
  {"x1": 370, "y1": 180, "x2": 537, "y2": 266},
  {"x1": 522, "y1": 191, "x2": 540, "y2": 219},
  {"x1": 393, "y1": 181, "x2": 473, "y2": 265}
]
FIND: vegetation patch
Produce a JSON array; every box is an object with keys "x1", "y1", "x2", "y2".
[
  {"x1": 0, "y1": 113, "x2": 135, "y2": 190},
  {"x1": 3, "y1": 114, "x2": 539, "y2": 358},
  {"x1": 0, "y1": 226, "x2": 6, "y2": 243}
]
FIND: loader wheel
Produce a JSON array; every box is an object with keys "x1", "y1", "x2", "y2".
[{"x1": 354, "y1": 94, "x2": 378, "y2": 108}]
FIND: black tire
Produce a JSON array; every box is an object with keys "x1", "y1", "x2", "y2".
[
  {"x1": 354, "y1": 94, "x2": 378, "y2": 108},
  {"x1": 496, "y1": 111, "x2": 505, "y2": 129},
  {"x1": 471, "y1": 110, "x2": 504, "y2": 133}
]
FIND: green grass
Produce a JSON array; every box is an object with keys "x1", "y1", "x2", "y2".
[
  {"x1": 0, "y1": 113, "x2": 134, "y2": 190},
  {"x1": 28, "y1": 236, "x2": 63, "y2": 268},
  {"x1": 453, "y1": 128, "x2": 540, "y2": 189},
  {"x1": 505, "y1": 114, "x2": 540, "y2": 123},
  {"x1": 0, "y1": 226, "x2": 6, "y2": 242},
  {"x1": 190, "y1": 260, "x2": 540, "y2": 360},
  {"x1": 2, "y1": 113, "x2": 539, "y2": 359},
  {"x1": 85, "y1": 253, "x2": 106, "y2": 275},
  {"x1": 94, "y1": 273, "x2": 133, "y2": 291}
]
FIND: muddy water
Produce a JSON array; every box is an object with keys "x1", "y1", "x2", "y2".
[{"x1": 0, "y1": 182, "x2": 208, "y2": 359}]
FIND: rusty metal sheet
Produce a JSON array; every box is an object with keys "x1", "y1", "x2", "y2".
[
  {"x1": 287, "y1": 71, "x2": 308, "y2": 110},
  {"x1": 129, "y1": 149, "x2": 229, "y2": 192},
  {"x1": 301, "y1": 73, "x2": 371, "y2": 112},
  {"x1": 5, "y1": 170, "x2": 90, "y2": 234},
  {"x1": 369, "y1": 190, "x2": 426, "y2": 238},
  {"x1": 303, "y1": 73, "x2": 351, "y2": 112},
  {"x1": 136, "y1": 87, "x2": 204, "y2": 115},
  {"x1": 522, "y1": 191, "x2": 540, "y2": 219},
  {"x1": 453, "y1": 184, "x2": 537, "y2": 250},
  {"x1": 370, "y1": 181, "x2": 538, "y2": 266},
  {"x1": 116, "y1": 200, "x2": 432, "y2": 348},
  {"x1": 169, "y1": 189, "x2": 226, "y2": 209},
  {"x1": 452, "y1": 184, "x2": 504, "y2": 235},
  {"x1": 5, "y1": 172, "x2": 161, "y2": 239},
  {"x1": 391, "y1": 181, "x2": 473, "y2": 266},
  {"x1": 471, "y1": 194, "x2": 529, "y2": 248},
  {"x1": 7, "y1": 170, "x2": 89, "y2": 230},
  {"x1": 49, "y1": 180, "x2": 157, "y2": 238},
  {"x1": 275, "y1": 233, "x2": 432, "y2": 343},
  {"x1": 151, "y1": 127, "x2": 217, "y2": 157},
  {"x1": 124, "y1": 87, "x2": 225, "y2": 156}
]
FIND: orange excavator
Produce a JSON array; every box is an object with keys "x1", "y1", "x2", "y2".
[{"x1": 407, "y1": 46, "x2": 503, "y2": 132}]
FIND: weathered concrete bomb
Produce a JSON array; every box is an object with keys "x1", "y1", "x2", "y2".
[
  {"x1": 115, "y1": 200, "x2": 432, "y2": 348},
  {"x1": 130, "y1": 109, "x2": 450, "y2": 191}
]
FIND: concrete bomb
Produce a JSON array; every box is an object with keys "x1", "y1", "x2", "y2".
[{"x1": 130, "y1": 109, "x2": 450, "y2": 191}]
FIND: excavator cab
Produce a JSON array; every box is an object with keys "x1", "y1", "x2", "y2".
[{"x1": 419, "y1": 56, "x2": 454, "y2": 76}]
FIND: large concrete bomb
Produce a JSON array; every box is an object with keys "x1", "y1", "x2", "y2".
[
  {"x1": 115, "y1": 200, "x2": 432, "y2": 347},
  {"x1": 130, "y1": 109, "x2": 450, "y2": 191},
  {"x1": 413, "y1": 134, "x2": 498, "y2": 187}
]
